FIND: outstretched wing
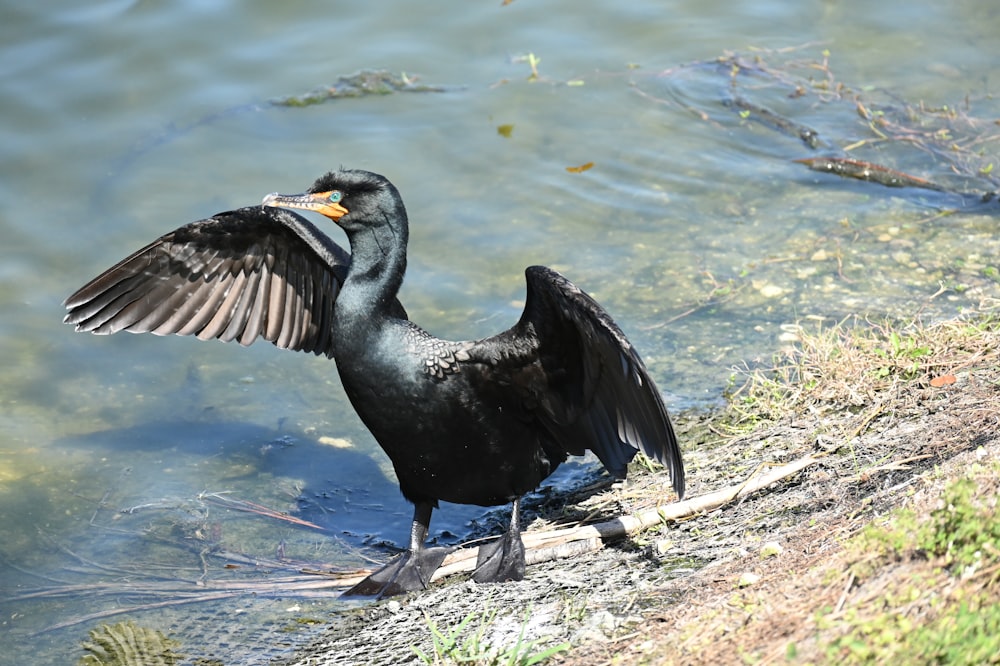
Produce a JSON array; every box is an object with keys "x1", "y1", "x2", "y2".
[
  {"x1": 64, "y1": 205, "x2": 406, "y2": 358},
  {"x1": 470, "y1": 266, "x2": 684, "y2": 497}
]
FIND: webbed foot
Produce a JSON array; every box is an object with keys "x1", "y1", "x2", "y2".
[
  {"x1": 472, "y1": 527, "x2": 525, "y2": 584},
  {"x1": 342, "y1": 545, "x2": 452, "y2": 599}
]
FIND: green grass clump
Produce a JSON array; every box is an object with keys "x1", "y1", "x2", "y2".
[
  {"x1": 828, "y1": 596, "x2": 1000, "y2": 665},
  {"x1": 926, "y1": 477, "x2": 1000, "y2": 571},
  {"x1": 830, "y1": 469, "x2": 1000, "y2": 664},
  {"x1": 856, "y1": 474, "x2": 999, "y2": 574},
  {"x1": 412, "y1": 609, "x2": 570, "y2": 666}
]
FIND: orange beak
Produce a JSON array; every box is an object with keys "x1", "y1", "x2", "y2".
[{"x1": 262, "y1": 191, "x2": 349, "y2": 221}]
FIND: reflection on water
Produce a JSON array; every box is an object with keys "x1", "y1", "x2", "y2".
[{"x1": 2, "y1": 0, "x2": 1000, "y2": 662}]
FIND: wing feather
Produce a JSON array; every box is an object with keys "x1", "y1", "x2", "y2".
[
  {"x1": 465, "y1": 265, "x2": 684, "y2": 497},
  {"x1": 62, "y1": 206, "x2": 407, "y2": 359}
]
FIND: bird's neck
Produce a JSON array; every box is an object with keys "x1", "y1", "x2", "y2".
[{"x1": 341, "y1": 224, "x2": 408, "y2": 320}]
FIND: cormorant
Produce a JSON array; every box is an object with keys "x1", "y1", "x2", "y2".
[{"x1": 64, "y1": 169, "x2": 684, "y2": 598}]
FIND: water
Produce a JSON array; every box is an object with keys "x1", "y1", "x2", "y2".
[{"x1": 2, "y1": 0, "x2": 999, "y2": 662}]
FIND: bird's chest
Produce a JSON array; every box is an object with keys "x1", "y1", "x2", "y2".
[
  {"x1": 338, "y1": 355, "x2": 547, "y2": 500},
  {"x1": 331, "y1": 320, "x2": 470, "y2": 423},
  {"x1": 332, "y1": 325, "x2": 450, "y2": 439},
  {"x1": 333, "y1": 333, "x2": 422, "y2": 412}
]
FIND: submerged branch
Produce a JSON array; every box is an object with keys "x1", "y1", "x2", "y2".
[{"x1": 794, "y1": 156, "x2": 949, "y2": 192}]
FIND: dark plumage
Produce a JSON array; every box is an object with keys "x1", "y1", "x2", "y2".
[{"x1": 64, "y1": 169, "x2": 684, "y2": 597}]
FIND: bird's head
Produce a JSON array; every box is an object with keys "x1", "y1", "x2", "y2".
[{"x1": 262, "y1": 169, "x2": 401, "y2": 230}]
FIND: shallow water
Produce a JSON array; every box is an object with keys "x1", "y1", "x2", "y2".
[{"x1": 2, "y1": 0, "x2": 999, "y2": 663}]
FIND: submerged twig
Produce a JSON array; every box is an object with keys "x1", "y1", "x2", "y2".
[
  {"x1": 724, "y1": 95, "x2": 825, "y2": 149},
  {"x1": 198, "y1": 492, "x2": 330, "y2": 532}
]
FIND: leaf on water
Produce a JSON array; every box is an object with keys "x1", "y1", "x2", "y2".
[
  {"x1": 565, "y1": 162, "x2": 594, "y2": 173},
  {"x1": 497, "y1": 124, "x2": 515, "y2": 138}
]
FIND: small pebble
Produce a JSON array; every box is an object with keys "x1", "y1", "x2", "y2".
[{"x1": 758, "y1": 284, "x2": 785, "y2": 298}]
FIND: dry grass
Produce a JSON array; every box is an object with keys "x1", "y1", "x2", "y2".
[
  {"x1": 561, "y1": 314, "x2": 1000, "y2": 665},
  {"x1": 725, "y1": 314, "x2": 1000, "y2": 429}
]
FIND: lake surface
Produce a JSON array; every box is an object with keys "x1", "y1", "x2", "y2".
[{"x1": 2, "y1": 0, "x2": 999, "y2": 663}]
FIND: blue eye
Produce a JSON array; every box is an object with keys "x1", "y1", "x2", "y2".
[{"x1": 328, "y1": 191, "x2": 342, "y2": 203}]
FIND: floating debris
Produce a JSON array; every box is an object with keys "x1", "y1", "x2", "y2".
[
  {"x1": 638, "y1": 48, "x2": 1000, "y2": 212},
  {"x1": 271, "y1": 70, "x2": 454, "y2": 107}
]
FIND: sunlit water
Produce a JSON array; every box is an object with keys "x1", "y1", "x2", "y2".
[{"x1": 2, "y1": 0, "x2": 999, "y2": 663}]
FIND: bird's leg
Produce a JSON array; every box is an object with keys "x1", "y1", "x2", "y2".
[
  {"x1": 472, "y1": 496, "x2": 526, "y2": 584},
  {"x1": 342, "y1": 501, "x2": 452, "y2": 599}
]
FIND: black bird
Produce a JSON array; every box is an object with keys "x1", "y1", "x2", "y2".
[{"x1": 64, "y1": 169, "x2": 684, "y2": 597}]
